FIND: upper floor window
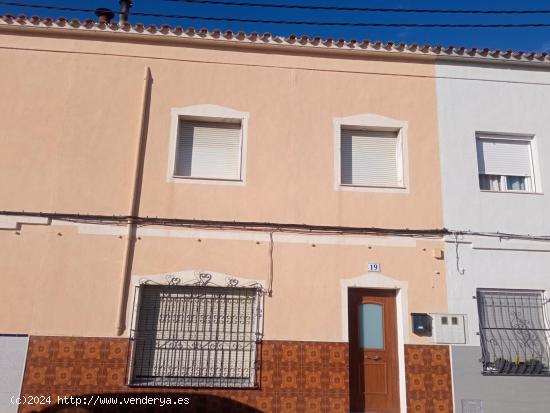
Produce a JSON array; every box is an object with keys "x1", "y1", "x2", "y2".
[
  {"x1": 476, "y1": 135, "x2": 536, "y2": 192},
  {"x1": 340, "y1": 128, "x2": 403, "y2": 188},
  {"x1": 477, "y1": 288, "x2": 550, "y2": 376},
  {"x1": 174, "y1": 120, "x2": 243, "y2": 181},
  {"x1": 168, "y1": 105, "x2": 249, "y2": 184},
  {"x1": 130, "y1": 284, "x2": 263, "y2": 388}
]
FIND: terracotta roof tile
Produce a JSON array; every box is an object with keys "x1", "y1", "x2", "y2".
[{"x1": 1, "y1": 14, "x2": 549, "y2": 65}]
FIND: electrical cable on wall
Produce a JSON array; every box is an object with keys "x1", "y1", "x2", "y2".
[
  {"x1": 268, "y1": 231, "x2": 275, "y2": 297},
  {"x1": 454, "y1": 232, "x2": 466, "y2": 275},
  {"x1": 3, "y1": 210, "x2": 550, "y2": 242}
]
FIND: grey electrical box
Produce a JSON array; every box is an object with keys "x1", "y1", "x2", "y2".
[
  {"x1": 411, "y1": 313, "x2": 432, "y2": 336},
  {"x1": 433, "y1": 314, "x2": 467, "y2": 344}
]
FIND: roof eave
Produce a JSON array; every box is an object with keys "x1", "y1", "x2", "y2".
[{"x1": 1, "y1": 15, "x2": 549, "y2": 67}]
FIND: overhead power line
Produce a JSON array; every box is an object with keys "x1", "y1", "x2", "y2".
[
  {"x1": 163, "y1": 0, "x2": 550, "y2": 15},
  {"x1": 3, "y1": 1, "x2": 550, "y2": 28},
  {"x1": 132, "y1": 14, "x2": 550, "y2": 28},
  {"x1": 0, "y1": 1, "x2": 92, "y2": 13},
  {"x1": 5, "y1": 0, "x2": 550, "y2": 15}
]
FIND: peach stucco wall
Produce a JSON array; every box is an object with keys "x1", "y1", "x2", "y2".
[
  {"x1": 0, "y1": 29, "x2": 445, "y2": 343},
  {"x1": 0, "y1": 224, "x2": 125, "y2": 337},
  {"x1": 0, "y1": 29, "x2": 442, "y2": 229},
  {"x1": 130, "y1": 233, "x2": 448, "y2": 344},
  {"x1": 0, "y1": 221, "x2": 447, "y2": 344}
]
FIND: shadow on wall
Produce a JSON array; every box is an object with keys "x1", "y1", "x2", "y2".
[{"x1": 33, "y1": 393, "x2": 262, "y2": 413}]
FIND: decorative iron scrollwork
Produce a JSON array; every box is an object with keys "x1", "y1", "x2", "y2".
[
  {"x1": 478, "y1": 289, "x2": 550, "y2": 376},
  {"x1": 129, "y1": 279, "x2": 264, "y2": 388},
  {"x1": 197, "y1": 272, "x2": 212, "y2": 286},
  {"x1": 139, "y1": 271, "x2": 265, "y2": 292}
]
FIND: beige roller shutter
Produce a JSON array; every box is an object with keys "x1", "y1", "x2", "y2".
[
  {"x1": 341, "y1": 129, "x2": 400, "y2": 187},
  {"x1": 476, "y1": 138, "x2": 532, "y2": 177},
  {"x1": 175, "y1": 120, "x2": 242, "y2": 180}
]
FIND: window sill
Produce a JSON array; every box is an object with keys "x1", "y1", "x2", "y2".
[
  {"x1": 481, "y1": 371, "x2": 550, "y2": 377},
  {"x1": 128, "y1": 381, "x2": 258, "y2": 388},
  {"x1": 338, "y1": 184, "x2": 408, "y2": 193},
  {"x1": 170, "y1": 175, "x2": 245, "y2": 186},
  {"x1": 479, "y1": 190, "x2": 543, "y2": 195}
]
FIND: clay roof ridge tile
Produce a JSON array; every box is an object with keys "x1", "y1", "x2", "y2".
[
  {"x1": 359, "y1": 39, "x2": 370, "y2": 48},
  {"x1": 2, "y1": 16, "x2": 550, "y2": 64}
]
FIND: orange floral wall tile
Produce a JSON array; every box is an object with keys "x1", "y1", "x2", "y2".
[
  {"x1": 20, "y1": 338, "x2": 453, "y2": 412},
  {"x1": 405, "y1": 345, "x2": 454, "y2": 413},
  {"x1": 19, "y1": 337, "x2": 349, "y2": 413}
]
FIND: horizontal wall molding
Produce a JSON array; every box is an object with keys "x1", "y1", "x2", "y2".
[
  {"x1": 53, "y1": 221, "x2": 419, "y2": 247},
  {"x1": 0, "y1": 215, "x2": 50, "y2": 230}
]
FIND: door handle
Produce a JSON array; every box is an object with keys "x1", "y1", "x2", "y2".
[{"x1": 366, "y1": 355, "x2": 381, "y2": 360}]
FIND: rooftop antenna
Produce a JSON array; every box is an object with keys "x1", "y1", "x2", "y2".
[{"x1": 119, "y1": 0, "x2": 134, "y2": 24}]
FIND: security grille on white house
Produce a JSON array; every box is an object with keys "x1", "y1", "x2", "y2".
[
  {"x1": 477, "y1": 289, "x2": 550, "y2": 376},
  {"x1": 340, "y1": 128, "x2": 401, "y2": 187},
  {"x1": 476, "y1": 137, "x2": 534, "y2": 192},
  {"x1": 174, "y1": 120, "x2": 243, "y2": 180},
  {"x1": 130, "y1": 285, "x2": 263, "y2": 387}
]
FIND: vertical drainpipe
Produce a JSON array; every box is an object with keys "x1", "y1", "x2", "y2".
[{"x1": 116, "y1": 66, "x2": 152, "y2": 336}]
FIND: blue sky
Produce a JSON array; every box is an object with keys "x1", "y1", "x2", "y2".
[{"x1": 3, "y1": 0, "x2": 550, "y2": 52}]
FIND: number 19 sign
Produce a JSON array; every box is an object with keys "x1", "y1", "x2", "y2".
[{"x1": 368, "y1": 263, "x2": 381, "y2": 272}]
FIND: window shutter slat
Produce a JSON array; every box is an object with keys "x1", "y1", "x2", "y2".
[
  {"x1": 341, "y1": 129, "x2": 399, "y2": 187},
  {"x1": 175, "y1": 121, "x2": 242, "y2": 180},
  {"x1": 477, "y1": 139, "x2": 531, "y2": 177}
]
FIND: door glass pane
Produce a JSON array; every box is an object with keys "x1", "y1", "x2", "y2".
[{"x1": 358, "y1": 303, "x2": 384, "y2": 349}]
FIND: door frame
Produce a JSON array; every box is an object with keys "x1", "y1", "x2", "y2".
[{"x1": 341, "y1": 273, "x2": 409, "y2": 413}]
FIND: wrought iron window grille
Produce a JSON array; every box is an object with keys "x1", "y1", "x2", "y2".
[
  {"x1": 477, "y1": 289, "x2": 550, "y2": 376},
  {"x1": 129, "y1": 273, "x2": 264, "y2": 388}
]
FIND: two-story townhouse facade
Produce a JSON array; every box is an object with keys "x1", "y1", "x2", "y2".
[
  {"x1": 2, "y1": 13, "x2": 550, "y2": 413},
  {"x1": 437, "y1": 62, "x2": 550, "y2": 412},
  {"x1": 0, "y1": 15, "x2": 451, "y2": 413}
]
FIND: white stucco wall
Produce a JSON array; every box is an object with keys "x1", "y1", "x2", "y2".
[
  {"x1": 444, "y1": 238, "x2": 550, "y2": 344},
  {"x1": 436, "y1": 62, "x2": 550, "y2": 341},
  {"x1": 436, "y1": 62, "x2": 550, "y2": 235}
]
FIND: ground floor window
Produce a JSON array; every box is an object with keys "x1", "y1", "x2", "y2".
[
  {"x1": 129, "y1": 284, "x2": 263, "y2": 387},
  {"x1": 477, "y1": 288, "x2": 550, "y2": 376}
]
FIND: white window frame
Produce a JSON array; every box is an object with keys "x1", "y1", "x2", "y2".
[
  {"x1": 333, "y1": 114, "x2": 409, "y2": 193},
  {"x1": 167, "y1": 104, "x2": 249, "y2": 185},
  {"x1": 476, "y1": 132, "x2": 542, "y2": 194}
]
